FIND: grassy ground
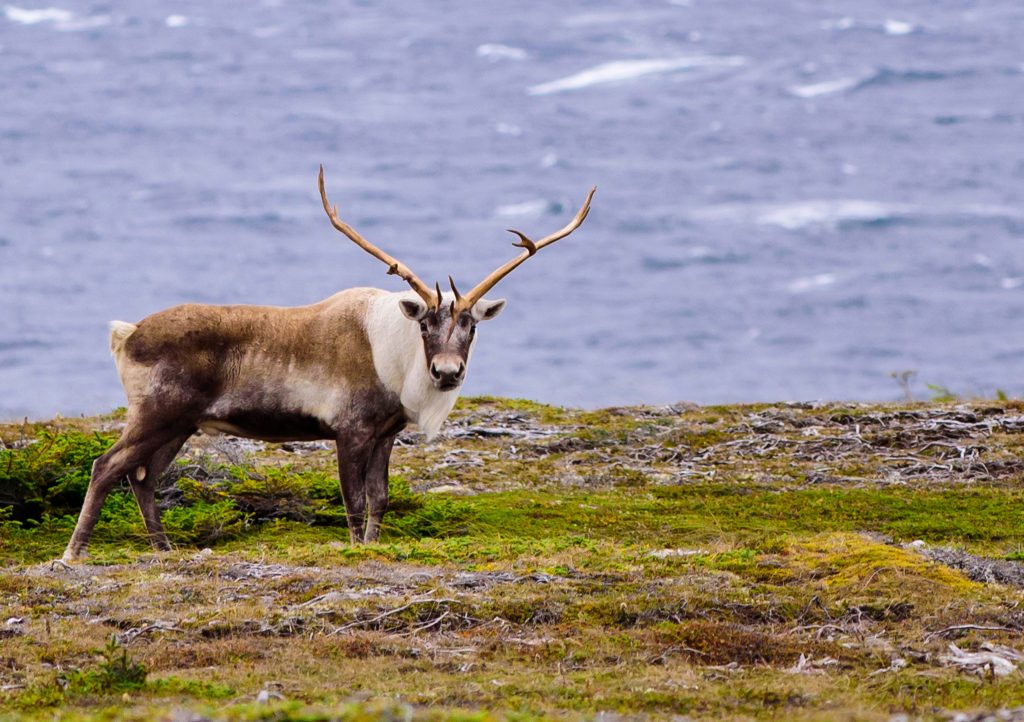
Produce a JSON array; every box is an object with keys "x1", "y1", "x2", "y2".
[{"x1": 2, "y1": 397, "x2": 1024, "y2": 721}]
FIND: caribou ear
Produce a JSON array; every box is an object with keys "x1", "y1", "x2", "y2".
[
  {"x1": 472, "y1": 298, "x2": 506, "y2": 322},
  {"x1": 399, "y1": 298, "x2": 428, "y2": 321}
]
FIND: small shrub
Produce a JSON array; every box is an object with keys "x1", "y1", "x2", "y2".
[
  {"x1": 162, "y1": 500, "x2": 249, "y2": 546},
  {"x1": 384, "y1": 476, "x2": 474, "y2": 539},
  {"x1": 0, "y1": 504, "x2": 16, "y2": 530},
  {"x1": 926, "y1": 384, "x2": 958, "y2": 402},
  {"x1": 0, "y1": 429, "x2": 115, "y2": 520},
  {"x1": 62, "y1": 636, "x2": 147, "y2": 695},
  {"x1": 225, "y1": 466, "x2": 339, "y2": 523}
]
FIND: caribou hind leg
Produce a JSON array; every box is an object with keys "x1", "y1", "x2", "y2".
[
  {"x1": 126, "y1": 431, "x2": 193, "y2": 552},
  {"x1": 63, "y1": 412, "x2": 194, "y2": 562}
]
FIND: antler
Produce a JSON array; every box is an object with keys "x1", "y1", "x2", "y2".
[
  {"x1": 318, "y1": 165, "x2": 439, "y2": 309},
  {"x1": 452, "y1": 187, "x2": 596, "y2": 316}
]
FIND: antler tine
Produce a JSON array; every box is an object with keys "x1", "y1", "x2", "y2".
[
  {"x1": 448, "y1": 275, "x2": 462, "y2": 301},
  {"x1": 454, "y1": 186, "x2": 596, "y2": 315},
  {"x1": 318, "y1": 165, "x2": 438, "y2": 308},
  {"x1": 444, "y1": 276, "x2": 464, "y2": 341}
]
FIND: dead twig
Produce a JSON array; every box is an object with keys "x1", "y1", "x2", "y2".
[
  {"x1": 119, "y1": 621, "x2": 183, "y2": 646},
  {"x1": 646, "y1": 645, "x2": 708, "y2": 665},
  {"x1": 329, "y1": 597, "x2": 457, "y2": 635},
  {"x1": 923, "y1": 624, "x2": 1017, "y2": 643},
  {"x1": 400, "y1": 610, "x2": 450, "y2": 636}
]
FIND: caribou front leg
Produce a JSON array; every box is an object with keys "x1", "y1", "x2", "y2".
[
  {"x1": 336, "y1": 435, "x2": 374, "y2": 544},
  {"x1": 363, "y1": 433, "x2": 398, "y2": 543}
]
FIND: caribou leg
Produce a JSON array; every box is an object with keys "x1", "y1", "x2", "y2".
[
  {"x1": 63, "y1": 422, "x2": 189, "y2": 561},
  {"x1": 127, "y1": 432, "x2": 193, "y2": 552},
  {"x1": 363, "y1": 433, "x2": 397, "y2": 543},
  {"x1": 336, "y1": 435, "x2": 374, "y2": 543}
]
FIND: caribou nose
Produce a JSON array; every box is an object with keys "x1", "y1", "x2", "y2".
[{"x1": 430, "y1": 359, "x2": 465, "y2": 388}]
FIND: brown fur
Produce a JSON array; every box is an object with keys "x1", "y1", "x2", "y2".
[{"x1": 126, "y1": 290, "x2": 381, "y2": 395}]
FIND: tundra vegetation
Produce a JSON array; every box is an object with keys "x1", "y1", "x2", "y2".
[{"x1": 2, "y1": 397, "x2": 1024, "y2": 721}]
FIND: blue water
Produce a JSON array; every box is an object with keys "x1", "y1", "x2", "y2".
[{"x1": 2, "y1": 1, "x2": 1023, "y2": 420}]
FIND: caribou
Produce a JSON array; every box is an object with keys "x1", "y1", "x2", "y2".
[{"x1": 62, "y1": 167, "x2": 595, "y2": 561}]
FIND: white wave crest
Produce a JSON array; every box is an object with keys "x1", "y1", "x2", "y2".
[
  {"x1": 690, "y1": 200, "x2": 911, "y2": 230},
  {"x1": 693, "y1": 200, "x2": 1024, "y2": 231},
  {"x1": 62, "y1": 15, "x2": 109, "y2": 31},
  {"x1": 165, "y1": 14, "x2": 187, "y2": 28},
  {"x1": 822, "y1": 17, "x2": 855, "y2": 30},
  {"x1": 527, "y1": 55, "x2": 746, "y2": 95},
  {"x1": 884, "y1": 19, "x2": 915, "y2": 35},
  {"x1": 4, "y1": 5, "x2": 109, "y2": 31},
  {"x1": 3, "y1": 5, "x2": 72, "y2": 24},
  {"x1": 495, "y1": 122, "x2": 522, "y2": 136},
  {"x1": 789, "y1": 76, "x2": 861, "y2": 98},
  {"x1": 787, "y1": 273, "x2": 837, "y2": 293},
  {"x1": 495, "y1": 199, "x2": 548, "y2": 218},
  {"x1": 758, "y1": 201, "x2": 907, "y2": 230},
  {"x1": 46, "y1": 59, "x2": 105, "y2": 74},
  {"x1": 962, "y1": 204, "x2": 1024, "y2": 221},
  {"x1": 476, "y1": 43, "x2": 527, "y2": 61}
]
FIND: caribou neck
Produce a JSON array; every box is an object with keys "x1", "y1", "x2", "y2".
[{"x1": 364, "y1": 290, "x2": 465, "y2": 440}]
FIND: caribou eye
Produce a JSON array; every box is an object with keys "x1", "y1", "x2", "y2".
[{"x1": 419, "y1": 322, "x2": 427, "y2": 334}]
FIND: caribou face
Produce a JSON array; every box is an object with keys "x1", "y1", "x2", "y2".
[{"x1": 399, "y1": 294, "x2": 506, "y2": 391}]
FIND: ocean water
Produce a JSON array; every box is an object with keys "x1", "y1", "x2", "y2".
[{"x1": 2, "y1": 0, "x2": 1023, "y2": 420}]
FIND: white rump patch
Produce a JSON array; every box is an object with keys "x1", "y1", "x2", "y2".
[{"x1": 109, "y1": 320, "x2": 138, "y2": 355}]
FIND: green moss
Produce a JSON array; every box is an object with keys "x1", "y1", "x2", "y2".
[
  {"x1": 454, "y1": 395, "x2": 568, "y2": 425},
  {"x1": 865, "y1": 670, "x2": 1024, "y2": 713}
]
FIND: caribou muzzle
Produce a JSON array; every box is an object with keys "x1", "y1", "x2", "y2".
[{"x1": 429, "y1": 355, "x2": 466, "y2": 391}]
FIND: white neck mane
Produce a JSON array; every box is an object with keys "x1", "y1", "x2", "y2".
[{"x1": 364, "y1": 291, "x2": 465, "y2": 440}]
